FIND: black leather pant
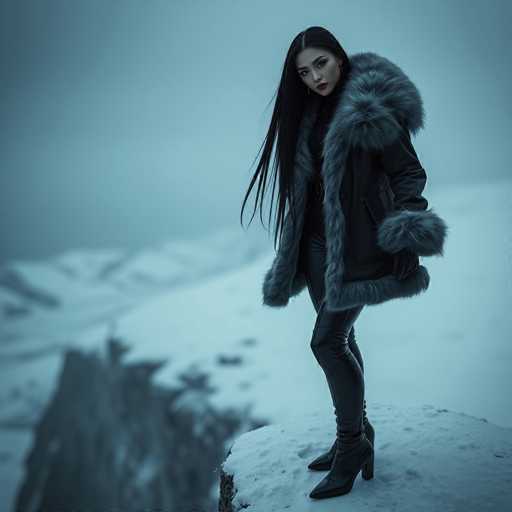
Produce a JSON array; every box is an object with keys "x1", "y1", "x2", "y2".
[{"x1": 299, "y1": 228, "x2": 365, "y2": 436}]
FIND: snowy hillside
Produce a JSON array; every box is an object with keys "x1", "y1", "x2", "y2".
[{"x1": 0, "y1": 179, "x2": 511, "y2": 510}]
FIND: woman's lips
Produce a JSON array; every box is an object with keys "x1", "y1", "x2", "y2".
[{"x1": 317, "y1": 83, "x2": 328, "y2": 90}]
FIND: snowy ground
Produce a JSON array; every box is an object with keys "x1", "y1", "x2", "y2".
[
  {"x1": 0, "y1": 179, "x2": 511, "y2": 511},
  {"x1": 222, "y1": 405, "x2": 512, "y2": 510}
]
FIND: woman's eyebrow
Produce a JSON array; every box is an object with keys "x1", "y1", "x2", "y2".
[{"x1": 297, "y1": 55, "x2": 325, "y2": 71}]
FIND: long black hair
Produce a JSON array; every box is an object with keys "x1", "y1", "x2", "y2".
[{"x1": 240, "y1": 26, "x2": 351, "y2": 250}]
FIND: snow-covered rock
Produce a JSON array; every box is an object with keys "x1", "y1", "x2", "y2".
[{"x1": 220, "y1": 404, "x2": 512, "y2": 511}]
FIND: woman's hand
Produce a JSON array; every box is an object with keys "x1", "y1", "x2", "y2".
[{"x1": 392, "y1": 248, "x2": 419, "y2": 280}]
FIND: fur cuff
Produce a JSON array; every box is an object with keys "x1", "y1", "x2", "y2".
[
  {"x1": 376, "y1": 208, "x2": 447, "y2": 256},
  {"x1": 262, "y1": 267, "x2": 290, "y2": 307}
]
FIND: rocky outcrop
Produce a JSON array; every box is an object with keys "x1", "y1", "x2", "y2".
[{"x1": 14, "y1": 336, "x2": 267, "y2": 512}]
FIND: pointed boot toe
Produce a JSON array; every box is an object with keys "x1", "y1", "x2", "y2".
[
  {"x1": 307, "y1": 417, "x2": 375, "y2": 472},
  {"x1": 309, "y1": 469, "x2": 359, "y2": 500},
  {"x1": 307, "y1": 439, "x2": 337, "y2": 471},
  {"x1": 309, "y1": 434, "x2": 373, "y2": 500}
]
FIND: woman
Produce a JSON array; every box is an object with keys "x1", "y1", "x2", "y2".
[{"x1": 240, "y1": 27, "x2": 447, "y2": 500}]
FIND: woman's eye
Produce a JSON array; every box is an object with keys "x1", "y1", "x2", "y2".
[{"x1": 299, "y1": 59, "x2": 327, "y2": 77}]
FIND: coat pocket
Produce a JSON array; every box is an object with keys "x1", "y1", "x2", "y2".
[
  {"x1": 363, "y1": 188, "x2": 388, "y2": 227},
  {"x1": 379, "y1": 178, "x2": 395, "y2": 209}
]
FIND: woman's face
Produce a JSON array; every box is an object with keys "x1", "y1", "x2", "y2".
[{"x1": 295, "y1": 47, "x2": 343, "y2": 96}]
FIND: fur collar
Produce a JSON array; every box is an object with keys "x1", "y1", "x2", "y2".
[{"x1": 296, "y1": 51, "x2": 425, "y2": 184}]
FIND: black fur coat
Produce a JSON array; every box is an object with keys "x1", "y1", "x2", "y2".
[{"x1": 262, "y1": 51, "x2": 448, "y2": 312}]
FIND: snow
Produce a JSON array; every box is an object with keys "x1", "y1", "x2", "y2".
[
  {"x1": 0, "y1": 179, "x2": 511, "y2": 510},
  {"x1": 222, "y1": 405, "x2": 512, "y2": 510}
]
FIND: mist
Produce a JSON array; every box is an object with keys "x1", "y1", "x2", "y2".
[{"x1": 1, "y1": 0, "x2": 511, "y2": 262}]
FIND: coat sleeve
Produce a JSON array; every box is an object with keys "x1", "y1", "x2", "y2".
[
  {"x1": 375, "y1": 125, "x2": 448, "y2": 257},
  {"x1": 378, "y1": 126, "x2": 428, "y2": 212}
]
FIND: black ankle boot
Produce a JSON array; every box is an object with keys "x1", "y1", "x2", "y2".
[
  {"x1": 309, "y1": 430, "x2": 373, "y2": 500},
  {"x1": 308, "y1": 399, "x2": 375, "y2": 475}
]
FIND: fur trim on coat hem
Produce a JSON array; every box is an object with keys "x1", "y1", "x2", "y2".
[
  {"x1": 376, "y1": 208, "x2": 448, "y2": 256},
  {"x1": 323, "y1": 265, "x2": 430, "y2": 311},
  {"x1": 262, "y1": 264, "x2": 430, "y2": 311}
]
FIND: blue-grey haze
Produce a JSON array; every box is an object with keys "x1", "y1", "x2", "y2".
[{"x1": 1, "y1": 0, "x2": 511, "y2": 263}]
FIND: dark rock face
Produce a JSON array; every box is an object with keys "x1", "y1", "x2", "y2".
[
  {"x1": 218, "y1": 468, "x2": 235, "y2": 512},
  {"x1": 14, "y1": 336, "x2": 267, "y2": 512}
]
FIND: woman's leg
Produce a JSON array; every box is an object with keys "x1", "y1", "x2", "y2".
[
  {"x1": 311, "y1": 302, "x2": 365, "y2": 436},
  {"x1": 348, "y1": 327, "x2": 364, "y2": 375},
  {"x1": 299, "y1": 230, "x2": 326, "y2": 314},
  {"x1": 299, "y1": 229, "x2": 365, "y2": 437},
  {"x1": 299, "y1": 231, "x2": 365, "y2": 375}
]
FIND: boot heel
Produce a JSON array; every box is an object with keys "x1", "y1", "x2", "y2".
[{"x1": 361, "y1": 452, "x2": 374, "y2": 480}]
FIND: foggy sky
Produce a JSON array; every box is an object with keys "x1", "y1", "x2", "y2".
[{"x1": 1, "y1": 0, "x2": 511, "y2": 263}]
